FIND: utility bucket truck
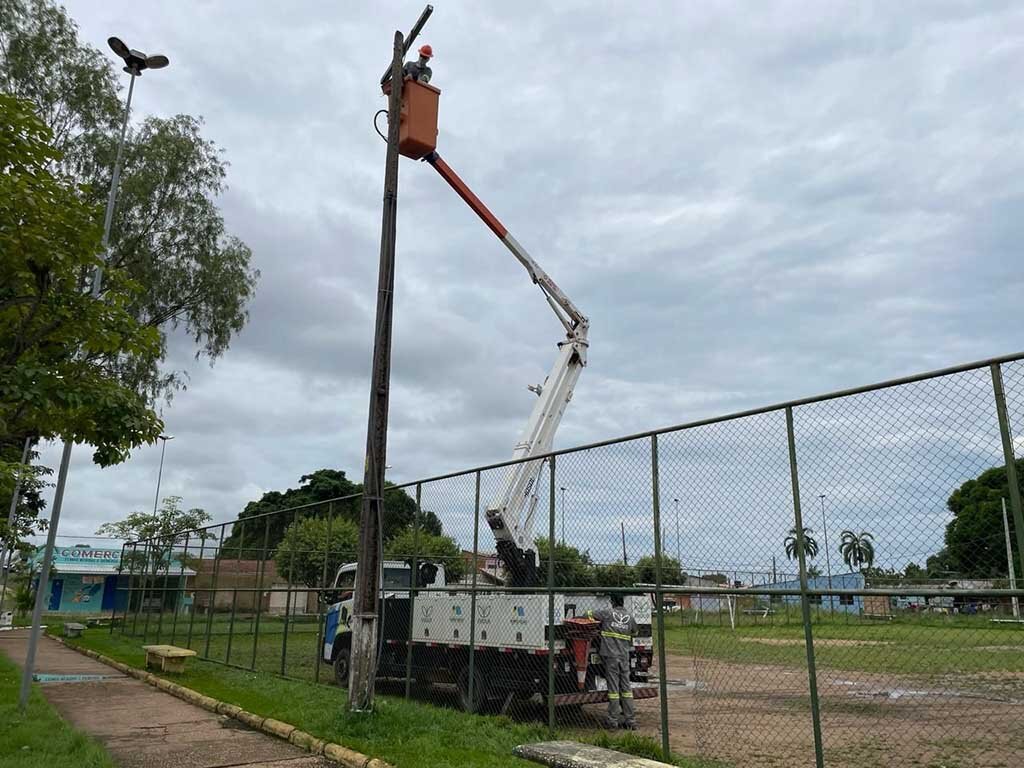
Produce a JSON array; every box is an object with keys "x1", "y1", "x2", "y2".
[{"x1": 323, "y1": 66, "x2": 658, "y2": 712}]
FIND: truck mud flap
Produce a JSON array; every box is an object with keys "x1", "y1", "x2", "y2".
[{"x1": 546, "y1": 686, "x2": 658, "y2": 707}]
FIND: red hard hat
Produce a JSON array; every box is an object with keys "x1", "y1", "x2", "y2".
[{"x1": 419, "y1": 44, "x2": 433, "y2": 58}]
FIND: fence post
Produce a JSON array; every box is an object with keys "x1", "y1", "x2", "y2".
[
  {"x1": 651, "y1": 435, "x2": 671, "y2": 761},
  {"x1": 203, "y1": 524, "x2": 225, "y2": 658},
  {"x1": 547, "y1": 456, "x2": 557, "y2": 735},
  {"x1": 251, "y1": 516, "x2": 271, "y2": 671},
  {"x1": 785, "y1": 406, "x2": 825, "y2": 768},
  {"x1": 154, "y1": 533, "x2": 175, "y2": 643},
  {"x1": 315, "y1": 503, "x2": 334, "y2": 685},
  {"x1": 992, "y1": 364, "x2": 1024, "y2": 579},
  {"x1": 468, "y1": 471, "x2": 481, "y2": 712},
  {"x1": 226, "y1": 520, "x2": 244, "y2": 665},
  {"x1": 170, "y1": 532, "x2": 189, "y2": 645},
  {"x1": 133, "y1": 540, "x2": 150, "y2": 636},
  {"x1": 281, "y1": 511, "x2": 296, "y2": 677},
  {"x1": 186, "y1": 535, "x2": 206, "y2": 650},
  {"x1": 405, "y1": 484, "x2": 421, "y2": 700},
  {"x1": 112, "y1": 542, "x2": 127, "y2": 634}
]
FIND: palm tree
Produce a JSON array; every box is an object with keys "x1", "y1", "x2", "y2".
[
  {"x1": 839, "y1": 530, "x2": 875, "y2": 571},
  {"x1": 784, "y1": 527, "x2": 819, "y2": 561}
]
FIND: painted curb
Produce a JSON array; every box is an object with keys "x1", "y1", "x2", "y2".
[
  {"x1": 261, "y1": 717, "x2": 296, "y2": 740},
  {"x1": 54, "y1": 637, "x2": 393, "y2": 768},
  {"x1": 324, "y1": 742, "x2": 370, "y2": 768}
]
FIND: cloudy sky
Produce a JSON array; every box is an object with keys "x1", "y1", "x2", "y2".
[{"x1": 37, "y1": 1, "x2": 1023, "y2": 573}]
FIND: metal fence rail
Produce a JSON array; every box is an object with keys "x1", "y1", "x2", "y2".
[{"x1": 116, "y1": 353, "x2": 1024, "y2": 768}]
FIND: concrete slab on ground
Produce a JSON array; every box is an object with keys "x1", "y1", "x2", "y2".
[
  {"x1": 514, "y1": 740, "x2": 673, "y2": 768},
  {"x1": 0, "y1": 629, "x2": 332, "y2": 768}
]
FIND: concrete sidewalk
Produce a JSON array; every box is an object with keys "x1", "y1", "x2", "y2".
[{"x1": 0, "y1": 629, "x2": 331, "y2": 768}]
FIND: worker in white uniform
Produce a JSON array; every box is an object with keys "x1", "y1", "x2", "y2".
[{"x1": 589, "y1": 594, "x2": 638, "y2": 730}]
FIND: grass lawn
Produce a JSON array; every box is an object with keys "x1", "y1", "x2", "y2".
[
  {"x1": 57, "y1": 623, "x2": 720, "y2": 768},
  {"x1": 662, "y1": 612, "x2": 1024, "y2": 676},
  {"x1": 0, "y1": 653, "x2": 115, "y2": 768}
]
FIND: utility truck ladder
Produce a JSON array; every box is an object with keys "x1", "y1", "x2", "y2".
[{"x1": 425, "y1": 152, "x2": 589, "y2": 586}]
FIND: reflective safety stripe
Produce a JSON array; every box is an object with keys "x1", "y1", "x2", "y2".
[
  {"x1": 601, "y1": 630, "x2": 632, "y2": 641},
  {"x1": 607, "y1": 692, "x2": 620, "y2": 699},
  {"x1": 621, "y1": 691, "x2": 634, "y2": 698}
]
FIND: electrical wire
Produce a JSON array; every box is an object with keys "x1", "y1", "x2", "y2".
[{"x1": 373, "y1": 110, "x2": 389, "y2": 143}]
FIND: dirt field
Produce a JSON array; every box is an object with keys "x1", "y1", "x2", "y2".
[{"x1": 621, "y1": 652, "x2": 1024, "y2": 767}]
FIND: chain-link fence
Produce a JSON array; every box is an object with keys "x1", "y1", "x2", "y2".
[{"x1": 115, "y1": 353, "x2": 1024, "y2": 767}]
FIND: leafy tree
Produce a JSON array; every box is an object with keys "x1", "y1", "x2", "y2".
[
  {"x1": 784, "y1": 526, "x2": 819, "y2": 561},
  {"x1": 96, "y1": 495, "x2": 213, "y2": 577},
  {"x1": 1, "y1": 93, "x2": 162, "y2": 476},
  {"x1": 806, "y1": 565, "x2": 822, "y2": 579},
  {"x1": 0, "y1": 440, "x2": 50, "y2": 570},
  {"x1": 385, "y1": 527, "x2": 466, "y2": 583},
  {"x1": 903, "y1": 562, "x2": 928, "y2": 582},
  {"x1": 273, "y1": 516, "x2": 359, "y2": 588},
  {"x1": 1, "y1": 0, "x2": 259, "y2": 402},
  {"x1": 700, "y1": 572, "x2": 730, "y2": 585},
  {"x1": 633, "y1": 554, "x2": 683, "y2": 585},
  {"x1": 221, "y1": 469, "x2": 435, "y2": 553},
  {"x1": 535, "y1": 538, "x2": 594, "y2": 588},
  {"x1": 839, "y1": 530, "x2": 875, "y2": 571},
  {"x1": 592, "y1": 562, "x2": 636, "y2": 588},
  {"x1": 925, "y1": 459, "x2": 1024, "y2": 578}
]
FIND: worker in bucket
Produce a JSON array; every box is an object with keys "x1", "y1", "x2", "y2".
[
  {"x1": 589, "y1": 594, "x2": 638, "y2": 730},
  {"x1": 403, "y1": 44, "x2": 433, "y2": 83}
]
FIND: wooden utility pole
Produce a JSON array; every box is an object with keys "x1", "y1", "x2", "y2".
[
  {"x1": 349, "y1": 30, "x2": 404, "y2": 713},
  {"x1": 349, "y1": 4, "x2": 433, "y2": 713}
]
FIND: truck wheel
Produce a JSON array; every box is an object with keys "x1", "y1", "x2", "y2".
[
  {"x1": 333, "y1": 647, "x2": 350, "y2": 688},
  {"x1": 456, "y1": 664, "x2": 488, "y2": 712}
]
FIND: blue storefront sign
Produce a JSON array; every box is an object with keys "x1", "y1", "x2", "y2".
[{"x1": 33, "y1": 545, "x2": 194, "y2": 615}]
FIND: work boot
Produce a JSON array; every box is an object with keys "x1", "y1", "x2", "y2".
[{"x1": 621, "y1": 721, "x2": 638, "y2": 731}]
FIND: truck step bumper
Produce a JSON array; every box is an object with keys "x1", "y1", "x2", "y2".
[{"x1": 546, "y1": 686, "x2": 658, "y2": 707}]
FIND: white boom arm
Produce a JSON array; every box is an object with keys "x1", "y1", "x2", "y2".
[{"x1": 426, "y1": 153, "x2": 589, "y2": 585}]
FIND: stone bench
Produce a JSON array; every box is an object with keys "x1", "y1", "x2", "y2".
[
  {"x1": 514, "y1": 741, "x2": 674, "y2": 768},
  {"x1": 143, "y1": 644, "x2": 197, "y2": 674},
  {"x1": 64, "y1": 622, "x2": 87, "y2": 638}
]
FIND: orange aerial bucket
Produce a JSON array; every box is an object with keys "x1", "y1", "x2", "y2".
[{"x1": 382, "y1": 77, "x2": 440, "y2": 160}]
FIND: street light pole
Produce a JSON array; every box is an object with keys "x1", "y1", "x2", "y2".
[
  {"x1": 19, "y1": 37, "x2": 168, "y2": 711},
  {"x1": 819, "y1": 494, "x2": 833, "y2": 615},
  {"x1": 559, "y1": 486, "x2": 566, "y2": 544}
]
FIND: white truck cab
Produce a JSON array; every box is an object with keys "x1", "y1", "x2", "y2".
[{"x1": 322, "y1": 560, "x2": 446, "y2": 685}]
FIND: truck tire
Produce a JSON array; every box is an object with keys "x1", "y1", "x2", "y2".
[
  {"x1": 456, "y1": 663, "x2": 488, "y2": 713},
  {"x1": 333, "y1": 647, "x2": 350, "y2": 688}
]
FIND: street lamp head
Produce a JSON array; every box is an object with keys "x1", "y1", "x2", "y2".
[
  {"x1": 158, "y1": 434, "x2": 174, "y2": 441},
  {"x1": 108, "y1": 37, "x2": 169, "y2": 76}
]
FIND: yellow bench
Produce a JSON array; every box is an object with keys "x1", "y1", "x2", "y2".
[{"x1": 142, "y1": 644, "x2": 197, "y2": 674}]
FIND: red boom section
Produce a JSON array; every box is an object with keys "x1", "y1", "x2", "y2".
[{"x1": 425, "y1": 153, "x2": 508, "y2": 240}]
